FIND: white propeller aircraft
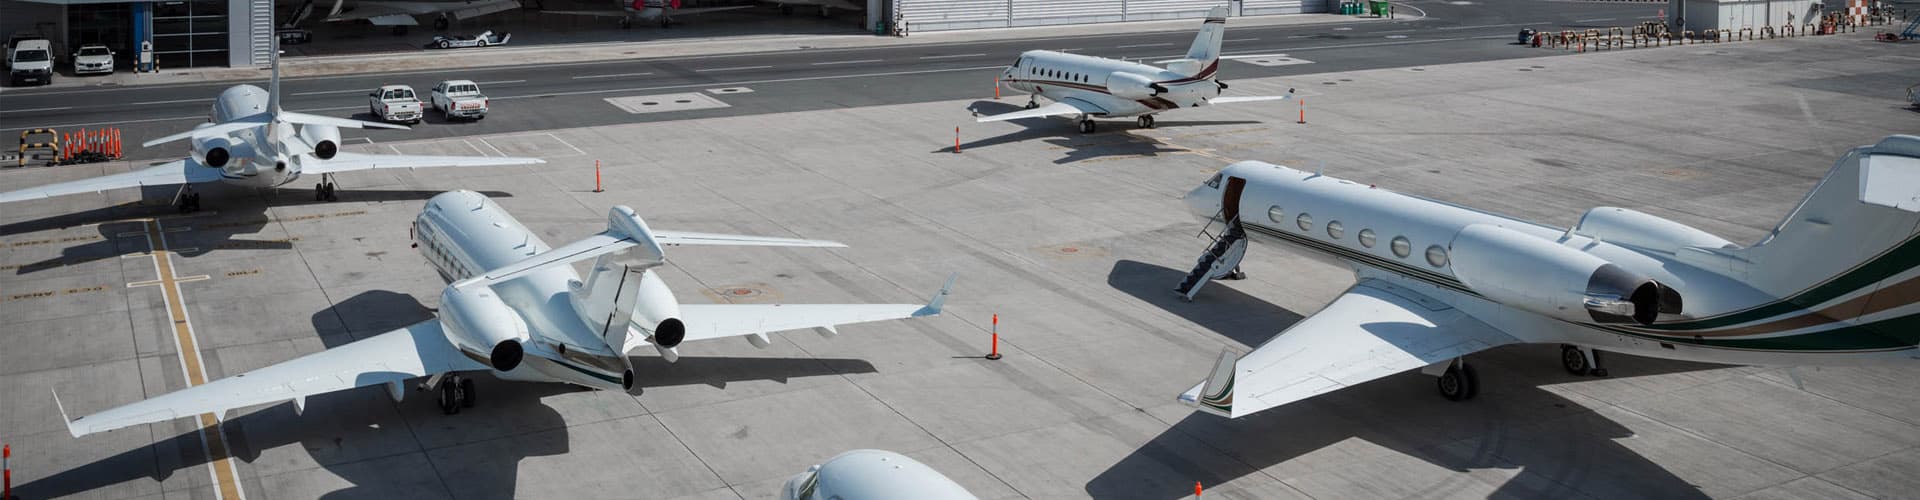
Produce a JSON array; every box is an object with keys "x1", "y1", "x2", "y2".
[
  {"x1": 977, "y1": 6, "x2": 1292, "y2": 134},
  {"x1": 542, "y1": 0, "x2": 750, "y2": 29},
  {"x1": 0, "y1": 52, "x2": 542, "y2": 210},
  {"x1": 1174, "y1": 135, "x2": 1920, "y2": 418},
  {"x1": 781, "y1": 449, "x2": 977, "y2": 500},
  {"x1": 54, "y1": 189, "x2": 955, "y2": 435}
]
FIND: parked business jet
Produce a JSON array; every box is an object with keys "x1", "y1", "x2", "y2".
[
  {"x1": 781, "y1": 450, "x2": 977, "y2": 500},
  {"x1": 1174, "y1": 135, "x2": 1920, "y2": 418},
  {"x1": 543, "y1": 0, "x2": 750, "y2": 28},
  {"x1": 0, "y1": 51, "x2": 540, "y2": 210},
  {"x1": 977, "y1": 6, "x2": 1292, "y2": 134},
  {"x1": 54, "y1": 190, "x2": 955, "y2": 436},
  {"x1": 285, "y1": 0, "x2": 525, "y2": 33}
]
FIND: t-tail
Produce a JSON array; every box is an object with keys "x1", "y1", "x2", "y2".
[
  {"x1": 1662, "y1": 135, "x2": 1920, "y2": 351},
  {"x1": 1167, "y1": 5, "x2": 1229, "y2": 78}
]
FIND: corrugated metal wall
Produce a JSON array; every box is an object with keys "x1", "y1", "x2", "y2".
[
  {"x1": 1011, "y1": 0, "x2": 1125, "y2": 27},
  {"x1": 901, "y1": 0, "x2": 1324, "y2": 32},
  {"x1": 898, "y1": 0, "x2": 1010, "y2": 31}
]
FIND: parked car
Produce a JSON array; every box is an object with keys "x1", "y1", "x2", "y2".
[
  {"x1": 426, "y1": 30, "x2": 510, "y2": 49},
  {"x1": 71, "y1": 44, "x2": 114, "y2": 75},
  {"x1": 7, "y1": 39, "x2": 54, "y2": 85},
  {"x1": 430, "y1": 79, "x2": 489, "y2": 120},
  {"x1": 368, "y1": 85, "x2": 424, "y2": 123}
]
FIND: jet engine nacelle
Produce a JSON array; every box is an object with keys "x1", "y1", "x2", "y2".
[
  {"x1": 1449, "y1": 224, "x2": 1680, "y2": 325},
  {"x1": 440, "y1": 286, "x2": 531, "y2": 371},
  {"x1": 299, "y1": 123, "x2": 342, "y2": 160},
  {"x1": 190, "y1": 135, "x2": 236, "y2": 168},
  {"x1": 1106, "y1": 72, "x2": 1168, "y2": 100}
]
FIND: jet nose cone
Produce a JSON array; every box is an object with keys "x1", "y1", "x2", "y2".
[{"x1": 1183, "y1": 183, "x2": 1219, "y2": 220}]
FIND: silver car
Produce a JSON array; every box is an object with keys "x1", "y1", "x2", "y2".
[{"x1": 71, "y1": 45, "x2": 113, "y2": 75}]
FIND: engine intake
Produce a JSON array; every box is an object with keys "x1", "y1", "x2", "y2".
[{"x1": 1449, "y1": 224, "x2": 1680, "y2": 326}]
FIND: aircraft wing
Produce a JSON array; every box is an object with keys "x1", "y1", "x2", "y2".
[
  {"x1": 663, "y1": 273, "x2": 954, "y2": 345},
  {"x1": 0, "y1": 159, "x2": 225, "y2": 204},
  {"x1": 975, "y1": 99, "x2": 1103, "y2": 123},
  {"x1": 1179, "y1": 280, "x2": 1520, "y2": 418},
  {"x1": 1210, "y1": 95, "x2": 1294, "y2": 104},
  {"x1": 301, "y1": 151, "x2": 545, "y2": 175},
  {"x1": 55, "y1": 319, "x2": 485, "y2": 437}
]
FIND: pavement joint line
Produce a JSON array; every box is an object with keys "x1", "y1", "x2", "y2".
[
  {"x1": 919, "y1": 53, "x2": 989, "y2": 59},
  {"x1": 136, "y1": 218, "x2": 248, "y2": 500},
  {"x1": 811, "y1": 59, "x2": 882, "y2": 65},
  {"x1": 0, "y1": 106, "x2": 71, "y2": 113},
  {"x1": 571, "y1": 72, "x2": 656, "y2": 79}
]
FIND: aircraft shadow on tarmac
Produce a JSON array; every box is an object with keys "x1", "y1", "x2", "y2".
[
  {"x1": 1, "y1": 180, "x2": 510, "y2": 275},
  {"x1": 1097, "y1": 259, "x2": 1728, "y2": 499},
  {"x1": 954, "y1": 100, "x2": 1260, "y2": 164},
  {"x1": 17, "y1": 291, "x2": 878, "y2": 499}
]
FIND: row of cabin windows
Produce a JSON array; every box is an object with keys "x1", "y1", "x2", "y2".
[
  {"x1": 1269, "y1": 205, "x2": 1449, "y2": 268},
  {"x1": 422, "y1": 233, "x2": 473, "y2": 280},
  {"x1": 1035, "y1": 67, "x2": 1090, "y2": 84}
]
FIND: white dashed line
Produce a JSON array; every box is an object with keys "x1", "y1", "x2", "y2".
[
  {"x1": 572, "y1": 72, "x2": 656, "y2": 79},
  {"x1": 919, "y1": 53, "x2": 988, "y2": 59},
  {"x1": 695, "y1": 66, "x2": 774, "y2": 72},
  {"x1": 812, "y1": 59, "x2": 882, "y2": 65}
]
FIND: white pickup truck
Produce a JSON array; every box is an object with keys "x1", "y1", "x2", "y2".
[
  {"x1": 430, "y1": 80, "x2": 489, "y2": 120},
  {"x1": 368, "y1": 85, "x2": 424, "y2": 124}
]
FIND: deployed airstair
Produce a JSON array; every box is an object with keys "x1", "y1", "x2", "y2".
[{"x1": 1175, "y1": 213, "x2": 1248, "y2": 302}]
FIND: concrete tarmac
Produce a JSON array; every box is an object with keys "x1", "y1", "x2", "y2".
[{"x1": 2, "y1": 31, "x2": 1918, "y2": 499}]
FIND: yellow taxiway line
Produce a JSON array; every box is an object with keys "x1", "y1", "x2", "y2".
[{"x1": 129, "y1": 219, "x2": 246, "y2": 500}]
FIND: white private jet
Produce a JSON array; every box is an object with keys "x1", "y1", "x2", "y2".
[
  {"x1": 977, "y1": 6, "x2": 1292, "y2": 134},
  {"x1": 285, "y1": 0, "x2": 525, "y2": 34},
  {"x1": 542, "y1": 0, "x2": 750, "y2": 28},
  {"x1": 0, "y1": 53, "x2": 541, "y2": 210},
  {"x1": 1174, "y1": 135, "x2": 1920, "y2": 418},
  {"x1": 54, "y1": 189, "x2": 956, "y2": 435},
  {"x1": 781, "y1": 450, "x2": 977, "y2": 500}
]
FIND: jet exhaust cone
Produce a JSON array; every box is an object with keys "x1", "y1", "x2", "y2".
[
  {"x1": 622, "y1": 370, "x2": 635, "y2": 391},
  {"x1": 205, "y1": 148, "x2": 229, "y2": 167},
  {"x1": 490, "y1": 340, "x2": 524, "y2": 371},
  {"x1": 654, "y1": 318, "x2": 686, "y2": 348},
  {"x1": 274, "y1": 161, "x2": 287, "y2": 172},
  {"x1": 1629, "y1": 282, "x2": 1663, "y2": 325}
]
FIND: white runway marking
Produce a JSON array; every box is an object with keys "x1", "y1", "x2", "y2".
[
  {"x1": 573, "y1": 72, "x2": 656, "y2": 79},
  {"x1": 812, "y1": 59, "x2": 882, "y2": 65},
  {"x1": 133, "y1": 98, "x2": 212, "y2": 105},
  {"x1": 477, "y1": 80, "x2": 525, "y2": 85},
  {"x1": 292, "y1": 89, "x2": 368, "y2": 96},
  {"x1": 0, "y1": 106, "x2": 70, "y2": 113},
  {"x1": 1575, "y1": 17, "x2": 1617, "y2": 22},
  {"x1": 1117, "y1": 43, "x2": 1174, "y2": 48},
  {"x1": 919, "y1": 53, "x2": 987, "y2": 59},
  {"x1": 696, "y1": 65, "x2": 773, "y2": 72}
]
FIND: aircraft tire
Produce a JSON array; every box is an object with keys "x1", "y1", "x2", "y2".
[
  {"x1": 460, "y1": 378, "x2": 476, "y2": 408},
  {"x1": 1078, "y1": 120, "x2": 1095, "y2": 134},
  {"x1": 1438, "y1": 364, "x2": 1473, "y2": 401},
  {"x1": 1138, "y1": 115, "x2": 1155, "y2": 129},
  {"x1": 1561, "y1": 345, "x2": 1588, "y2": 375},
  {"x1": 439, "y1": 380, "x2": 460, "y2": 414}
]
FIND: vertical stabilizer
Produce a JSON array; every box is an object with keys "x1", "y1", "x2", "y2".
[
  {"x1": 1183, "y1": 6, "x2": 1229, "y2": 66},
  {"x1": 1706, "y1": 135, "x2": 1920, "y2": 349},
  {"x1": 573, "y1": 206, "x2": 668, "y2": 351}
]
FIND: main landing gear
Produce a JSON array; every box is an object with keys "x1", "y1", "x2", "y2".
[
  {"x1": 314, "y1": 174, "x2": 339, "y2": 202},
  {"x1": 1077, "y1": 118, "x2": 1096, "y2": 134},
  {"x1": 1561, "y1": 344, "x2": 1610, "y2": 377},
  {"x1": 423, "y1": 373, "x2": 476, "y2": 415},
  {"x1": 1024, "y1": 97, "x2": 1039, "y2": 109},
  {"x1": 1136, "y1": 115, "x2": 1156, "y2": 129},
  {"x1": 173, "y1": 185, "x2": 202, "y2": 213},
  {"x1": 1435, "y1": 358, "x2": 1479, "y2": 401}
]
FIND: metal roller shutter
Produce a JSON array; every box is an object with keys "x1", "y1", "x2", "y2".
[
  {"x1": 899, "y1": 0, "x2": 1012, "y2": 31},
  {"x1": 1123, "y1": 0, "x2": 1220, "y2": 20},
  {"x1": 1242, "y1": 0, "x2": 1322, "y2": 15},
  {"x1": 1010, "y1": 0, "x2": 1126, "y2": 27}
]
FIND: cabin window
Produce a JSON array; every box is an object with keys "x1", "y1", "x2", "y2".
[
  {"x1": 1267, "y1": 206, "x2": 1284, "y2": 223},
  {"x1": 1391, "y1": 236, "x2": 1412, "y2": 258},
  {"x1": 1426, "y1": 245, "x2": 1449, "y2": 267},
  {"x1": 1296, "y1": 213, "x2": 1313, "y2": 231},
  {"x1": 1358, "y1": 229, "x2": 1376, "y2": 248},
  {"x1": 1326, "y1": 220, "x2": 1344, "y2": 240}
]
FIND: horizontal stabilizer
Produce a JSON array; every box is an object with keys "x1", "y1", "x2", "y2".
[
  {"x1": 142, "y1": 121, "x2": 261, "y2": 148},
  {"x1": 652, "y1": 230, "x2": 844, "y2": 248},
  {"x1": 282, "y1": 111, "x2": 410, "y2": 131},
  {"x1": 646, "y1": 273, "x2": 956, "y2": 350}
]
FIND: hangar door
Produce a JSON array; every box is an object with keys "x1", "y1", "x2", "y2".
[
  {"x1": 1011, "y1": 0, "x2": 1125, "y2": 27},
  {"x1": 898, "y1": 0, "x2": 1010, "y2": 31},
  {"x1": 901, "y1": 0, "x2": 1270, "y2": 32},
  {"x1": 1124, "y1": 0, "x2": 1235, "y2": 21}
]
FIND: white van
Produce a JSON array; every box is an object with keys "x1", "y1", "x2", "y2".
[{"x1": 7, "y1": 39, "x2": 54, "y2": 86}]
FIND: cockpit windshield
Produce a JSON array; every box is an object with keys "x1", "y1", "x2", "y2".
[{"x1": 1204, "y1": 173, "x2": 1222, "y2": 188}]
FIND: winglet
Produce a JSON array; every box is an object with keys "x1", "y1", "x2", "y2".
[
  {"x1": 914, "y1": 273, "x2": 958, "y2": 317},
  {"x1": 1178, "y1": 348, "x2": 1237, "y2": 418},
  {"x1": 52, "y1": 387, "x2": 83, "y2": 437}
]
